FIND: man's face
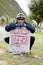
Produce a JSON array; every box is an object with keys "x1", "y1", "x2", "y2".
[{"x1": 17, "y1": 17, "x2": 25, "y2": 24}]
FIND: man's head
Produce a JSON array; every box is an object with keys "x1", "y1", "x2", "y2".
[{"x1": 16, "y1": 13, "x2": 25, "y2": 24}]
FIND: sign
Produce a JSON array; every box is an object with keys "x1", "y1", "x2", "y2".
[{"x1": 9, "y1": 27, "x2": 30, "y2": 53}]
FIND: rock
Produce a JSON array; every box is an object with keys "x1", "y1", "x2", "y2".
[
  {"x1": 33, "y1": 55, "x2": 39, "y2": 59},
  {"x1": 33, "y1": 55, "x2": 43, "y2": 60},
  {"x1": 0, "y1": 48, "x2": 5, "y2": 54},
  {"x1": 0, "y1": 60, "x2": 7, "y2": 65}
]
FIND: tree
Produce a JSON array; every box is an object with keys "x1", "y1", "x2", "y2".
[
  {"x1": 29, "y1": 13, "x2": 40, "y2": 32},
  {"x1": 28, "y1": 0, "x2": 43, "y2": 32}
]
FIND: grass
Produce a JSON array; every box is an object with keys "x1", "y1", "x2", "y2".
[
  {"x1": 32, "y1": 32, "x2": 43, "y2": 55},
  {"x1": 0, "y1": 0, "x2": 25, "y2": 17},
  {"x1": 0, "y1": 32, "x2": 43, "y2": 65}
]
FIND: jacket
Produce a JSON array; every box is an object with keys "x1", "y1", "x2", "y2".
[{"x1": 5, "y1": 22, "x2": 35, "y2": 33}]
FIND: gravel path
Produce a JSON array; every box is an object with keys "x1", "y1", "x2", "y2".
[{"x1": 0, "y1": 26, "x2": 9, "y2": 40}]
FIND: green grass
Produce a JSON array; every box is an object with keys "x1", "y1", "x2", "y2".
[
  {"x1": 0, "y1": 32, "x2": 43, "y2": 65},
  {"x1": 0, "y1": 0, "x2": 25, "y2": 17},
  {"x1": 32, "y1": 32, "x2": 43, "y2": 55}
]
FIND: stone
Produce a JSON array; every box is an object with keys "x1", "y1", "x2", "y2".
[
  {"x1": 0, "y1": 60, "x2": 7, "y2": 65},
  {"x1": 0, "y1": 48, "x2": 5, "y2": 54}
]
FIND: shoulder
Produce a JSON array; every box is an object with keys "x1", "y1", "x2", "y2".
[
  {"x1": 8, "y1": 22, "x2": 17, "y2": 26},
  {"x1": 24, "y1": 21, "x2": 31, "y2": 25}
]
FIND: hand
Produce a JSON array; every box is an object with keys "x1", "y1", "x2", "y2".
[
  {"x1": 16, "y1": 23, "x2": 26, "y2": 28},
  {"x1": 24, "y1": 23, "x2": 27, "y2": 27}
]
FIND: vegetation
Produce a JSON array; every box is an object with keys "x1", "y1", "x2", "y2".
[
  {"x1": 28, "y1": 0, "x2": 43, "y2": 32},
  {"x1": 0, "y1": 0, "x2": 28, "y2": 25},
  {"x1": 0, "y1": 32, "x2": 43, "y2": 65},
  {"x1": 0, "y1": 0, "x2": 26, "y2": 18}
]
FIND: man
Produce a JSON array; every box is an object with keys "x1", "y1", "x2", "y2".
[{"x1": 4, "y1": 13, "x2": 35, "y2": 52}]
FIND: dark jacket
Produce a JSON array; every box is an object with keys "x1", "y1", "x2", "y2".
[{"x1": 5, "y1": 22, "x2": 35, "y2": 33}]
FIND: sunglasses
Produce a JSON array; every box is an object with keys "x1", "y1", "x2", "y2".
[
  {"x1": 17, "y1": 17, "x2": 25, "y2": 20},
  {"x1": 17, "y1": 19, "x2": 24, "y2": 20}
]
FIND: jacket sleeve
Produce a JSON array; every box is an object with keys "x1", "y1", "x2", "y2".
[
  {"x1": 24, "y1": 22, "x2": 35, "y2": 33},
  {"x1": 5, "y1": 23, "x2": 17, "y2": 32}
]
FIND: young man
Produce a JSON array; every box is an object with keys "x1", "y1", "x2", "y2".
[{"x1": 4, "y1": 13, "x2": 35, "y2": 52}]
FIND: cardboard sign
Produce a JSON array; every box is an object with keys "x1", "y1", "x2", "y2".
[{"x1": 9, "y1": 27, "x2": 30, "y2": 53}]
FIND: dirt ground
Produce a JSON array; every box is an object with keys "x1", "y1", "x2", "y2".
[{"x1": 0, "y1": 26, "x2": 9, "y2": 40}]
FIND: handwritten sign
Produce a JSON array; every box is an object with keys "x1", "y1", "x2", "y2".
[{"x1": 9, "y1": 27, "x2": 30, "y2": 53}]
